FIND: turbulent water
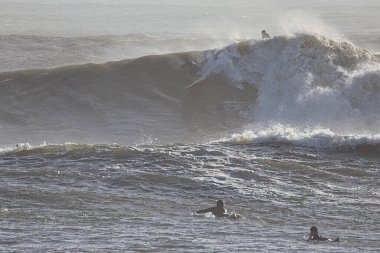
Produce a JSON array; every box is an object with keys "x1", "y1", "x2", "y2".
[{"x1": 1, "y1": 1, "x2": 380, "y2": 252}]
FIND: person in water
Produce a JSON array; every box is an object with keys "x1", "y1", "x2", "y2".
[
  {"x1": 261, "y1": 29, "x2": 270, "y2": 39},
  {"x1": 196, "y1": 200, "x2": 228, "y2": 217},
  {"x1": 308, "y1": 226, "x2": 339, "y2": 242}
]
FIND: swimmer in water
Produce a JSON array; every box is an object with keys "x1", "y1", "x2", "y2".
[
  {"x1": 196, "y1": 200, "x2": 227, "y2": 217},
  {"x1": 308, "y1": 226, "x2": 339, "y2": 242}
]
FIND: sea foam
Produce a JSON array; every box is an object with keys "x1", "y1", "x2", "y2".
[{"x1": 197, "y1": 34, "x2": 380, "y2": 146}]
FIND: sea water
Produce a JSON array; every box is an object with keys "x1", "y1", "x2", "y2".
[{"x1": 0, "y1": 1, "x2": 379, "y2": 252}]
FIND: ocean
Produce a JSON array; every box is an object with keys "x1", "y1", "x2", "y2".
[{"x1": 0, "y1": 1, "x2": 379, "y2": 252}]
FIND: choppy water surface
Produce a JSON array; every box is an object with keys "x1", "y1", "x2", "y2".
[
  {"x1": 1, "y1": 1, "x2": 380, "y2": 252},
  {"x1": 1, "y1": 143, "x2": 379, "y2": 252}
]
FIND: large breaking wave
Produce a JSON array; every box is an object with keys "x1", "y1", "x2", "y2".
[
  {"x1": 199, "y1": 34, "x2": 380, "y2": 131},
  {"x1": 0, "y1": 33, "x2": 379, "y2": 151}
]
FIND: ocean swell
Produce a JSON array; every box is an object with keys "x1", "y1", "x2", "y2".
[{"x1": 0, "y1": 33, "x2": 379, "y2": 148}]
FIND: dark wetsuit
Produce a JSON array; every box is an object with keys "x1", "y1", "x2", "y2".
[
  {"x1": 309, "y1": 234, "x2": 328, "y2": 241},
  {"x1": 196, "y1": 207, "x2": 227, "y2": 217}
]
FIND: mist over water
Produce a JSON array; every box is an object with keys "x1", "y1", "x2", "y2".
[
  {"x1": 1, "y1": 0, "x2": 380, "y2": 72},
  {"x1": 0, "y1": 1, "x2": 379, "y2": 252}
]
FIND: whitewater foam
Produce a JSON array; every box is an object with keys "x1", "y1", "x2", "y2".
[
  {"x1": 198, "y1": 34, "x2": 380, "y2": 135},
  {"x1": 225, "y1": 124, "x2": 380, "y2": 151}
]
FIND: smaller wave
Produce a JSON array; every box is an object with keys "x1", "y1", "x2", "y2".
[
  {"x1": 225, "y1": 124, "x2": 380, "y2": 154},
  {"x1": 0, "y1": 142, "x2": 139, "y2": 157}
]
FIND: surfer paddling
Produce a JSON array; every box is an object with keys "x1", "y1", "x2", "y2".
[
  {"x1": 196, "y1": 200, "x2": 227, "y2": 217},
  {"x1": 195, "y1": 200, "x2": 242, "y2": 219},
  {"x1": 308, "y1": 226, "x2": 340, "y2": 242}
]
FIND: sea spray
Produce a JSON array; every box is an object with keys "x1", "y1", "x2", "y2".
[{"x1": 198, "y1": 34, "x2": 380, "y2": 137}]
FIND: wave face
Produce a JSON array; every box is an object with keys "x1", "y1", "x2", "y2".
[{"x1": 1, "y1": 33, "x2": 379, "y2": 151}]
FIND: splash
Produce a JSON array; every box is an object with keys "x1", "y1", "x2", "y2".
[
  {"x1": 278, "y1": 11, "x2": 343, "y2": 40},
  {"x1": 198, "y1": 33, "x2": 380, "y2": 135}
]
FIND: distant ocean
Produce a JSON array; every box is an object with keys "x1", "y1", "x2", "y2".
[{"x1": 1, "y1": 1, "x2": 379, "y2": 252}]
